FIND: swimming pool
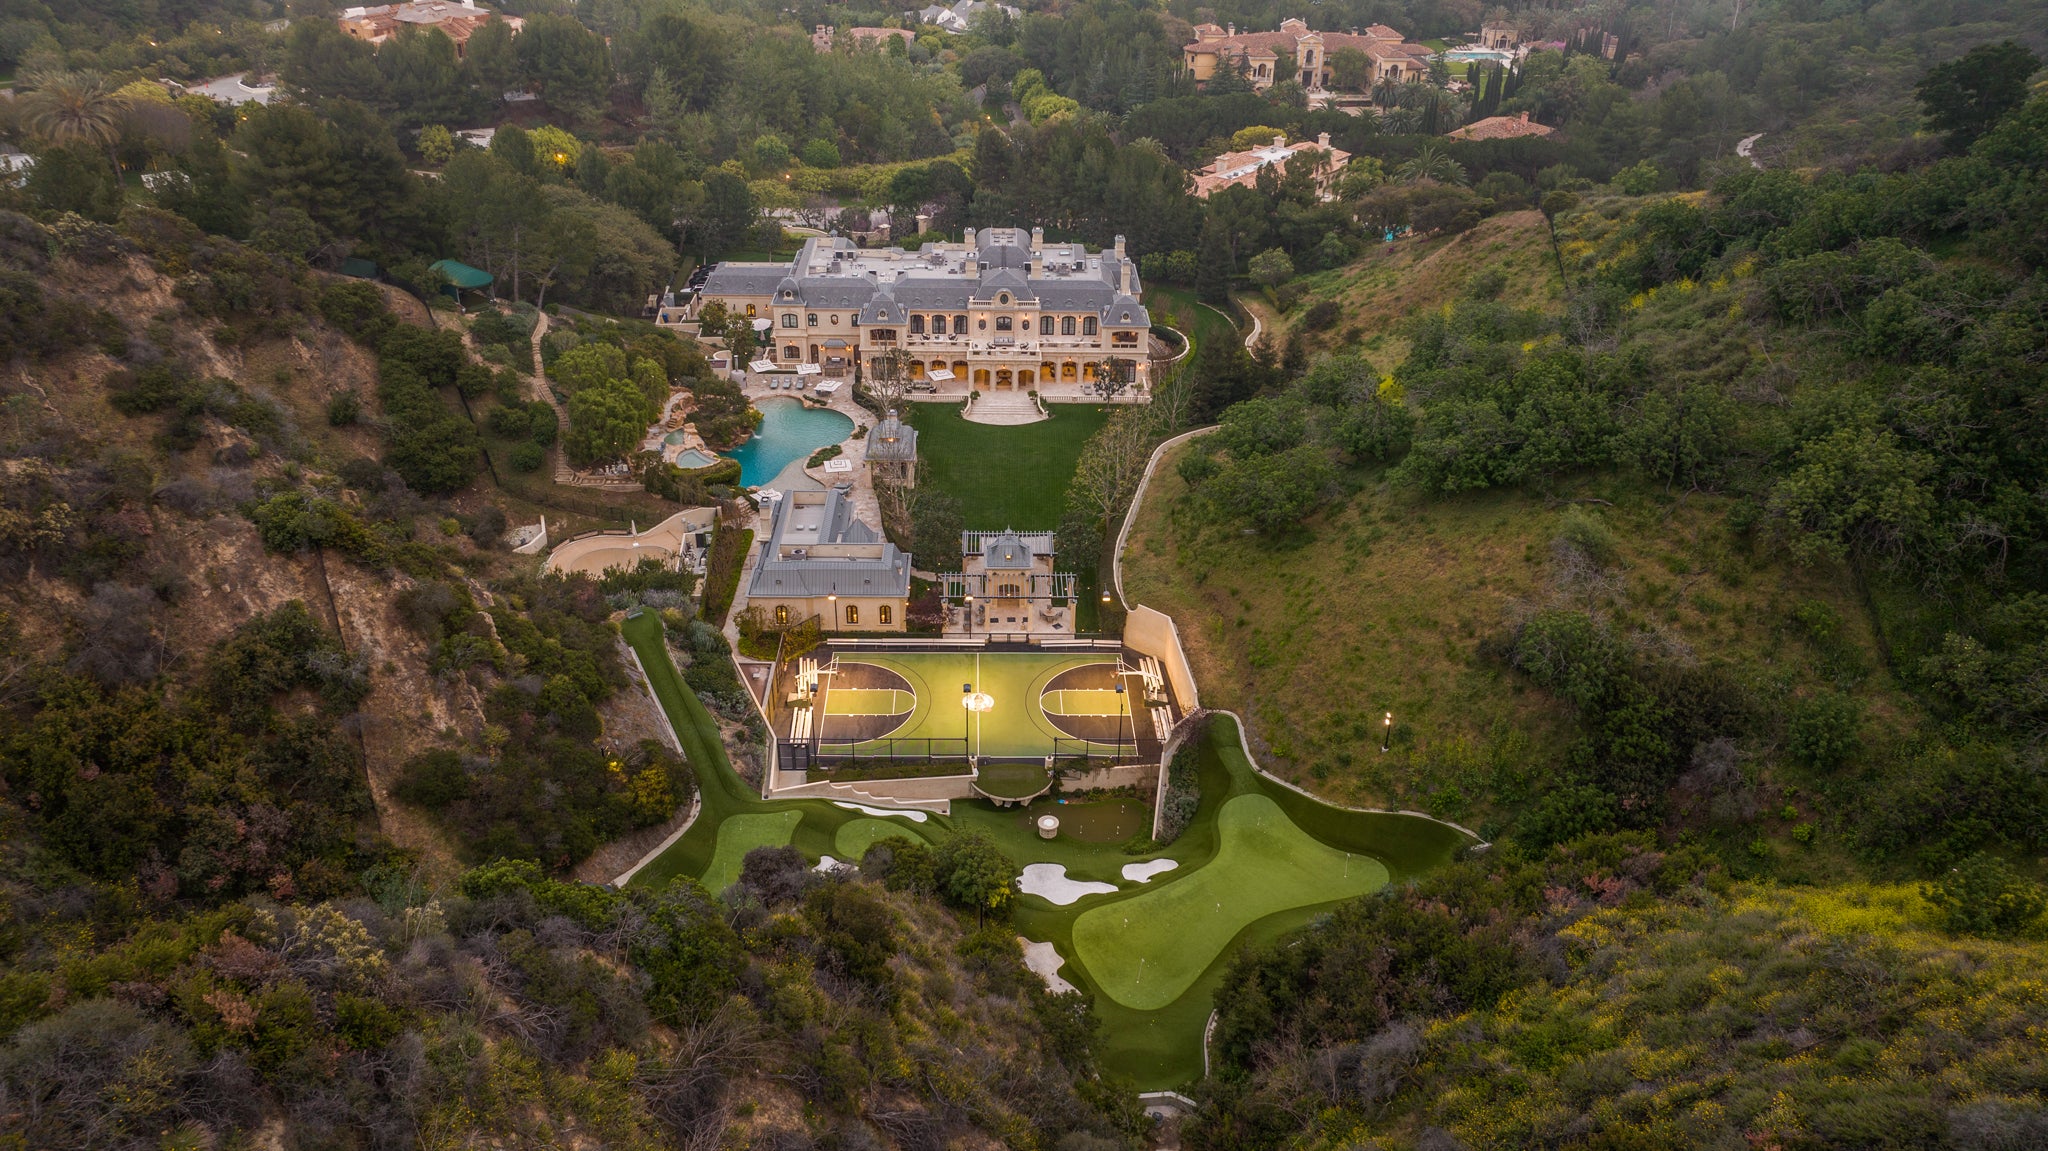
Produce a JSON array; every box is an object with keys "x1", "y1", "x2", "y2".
[
  {"x1": 726, "y1": 398, "x2": 853, "y2": 486},
  {"x1": 663, "y1": 430, "x2": 689, "y2": 446},
  {"x1": 672, "y1": 448, "x2": 722, "y2": 469},
  {"x1": 1443, "y1": 48, "x2": 1513, "y2": 63}
]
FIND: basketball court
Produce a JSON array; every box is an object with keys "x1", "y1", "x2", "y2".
[{"x1": 803, "y1": 651, "x2": 1137, "y2": 759}]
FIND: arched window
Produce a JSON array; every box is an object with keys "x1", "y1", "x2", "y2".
[
  {"x1": 956, "y1": 314, "x2": 968, "y2": 332},
  {"x1": 784, "y1": 345, "x2": 798, "y2": 359},
  {"x1": 1061, "y1": 316, "x2": 1075, "y2": 335},
  {"x1": 745, "y1": 304, "x2": 756, "y2": 316},
  {"x1": 934, "y1": 315, "x2": 948, "y2": 334},
  {"x1": 879, "y1": 605, "x2": 892, "y2": 624},
  {"x1": 995, "y1": 316, "x2": 1012, "y2": 331},
  {"x1": 844, "y1": 603, "x2": 859, "y2": 625},
  {"x1": 910, "y1": 315, "x2": 924, "y2": 334},
  {"x1": 774, "y1": 605, "x2": 789, "y2": 626},
  {"x1": 1083, "y1": 317, "x2": 1098, "y2": 335}
]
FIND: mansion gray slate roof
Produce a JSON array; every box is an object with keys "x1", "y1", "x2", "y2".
[
  {"x1": 706, "y1": 231, "x2": 1152, "y2": 329},
  {"x1": 963, "y1": 529, "x2": 1056, "y2": 569},
  {"x1": 746, "y1": 487, "x2": 911, "y2": 599},
  {"x1": 867, "y1": 414, "x2": 918, "y2": 461}
]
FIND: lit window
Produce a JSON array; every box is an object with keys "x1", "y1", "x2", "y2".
[
  {"x1": 879, "y1": 605, "x2": 892, "y2": 624},
  {"x1": 845, "y1": 604, "x2": 859, "y2": 625},
  {"x1": 774, "y1": 605, "x2": 789, "y2": 626}
]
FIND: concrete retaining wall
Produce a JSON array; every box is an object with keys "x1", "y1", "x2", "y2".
[{"x1": 1124, "y1": 605, "x2": 1201, "y2": 712}]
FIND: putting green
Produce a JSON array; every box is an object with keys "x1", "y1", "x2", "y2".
[
  {"x1": 1041, "y1": 688, "x2": 1127, "y2": 716},
  {"x1": 823, "y1": 652, "x2": 1113, "y2": 758},
  {"x1": 835, "y1": 816, "x2": 928, "y2": 859},
  {"x1": 1072, "y1": 794, "x2": 1390, "y2": 1010},
  {"x1": 822, "y1": 688, "x2": 912, "y2": 715},
  {"x1": 701, "y1": 810, "x2": 805, "y2": 894}
]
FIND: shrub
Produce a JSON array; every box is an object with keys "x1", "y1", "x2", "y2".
[
  {"x1": 1787, "y1": 692, "x2": 1861, "y2": 768},
  {"x1": 1924, "y1": 854, "x2": 2046, "y2": 938},
  {"x1": 326, "y1": 391, "x2": 361, "y2": 426}
]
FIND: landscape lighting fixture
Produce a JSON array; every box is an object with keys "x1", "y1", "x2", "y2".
[{"x1": 1381, "y1": 711, "x2": 1393, "y2": 753}]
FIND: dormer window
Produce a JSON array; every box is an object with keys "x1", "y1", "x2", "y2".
[{"x1": 998, "y1": 292, "x2": 1010, "y2": 305}]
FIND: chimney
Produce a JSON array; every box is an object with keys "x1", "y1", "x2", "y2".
[
  {"x1": 1030, "y1": 225, "x2": 1043, "y2": 250},
  {"x1": 1519, "y1": 110, "x2": 1530, "y2": 123},
  {"x1": 1318, "y1": 131, "x2": 1330, "y2": 148},
  {"x1": 916, "y1": 211, "x2": 931, "y2": 234},
  {"x1": 1273, "y1": 134, "x2": 1286, "y2": 147},
  {"x1": 1112, "y1": 234, "x2": 1125, "y2": 261},
  {"x1": 1120, "y1": 257, "x2": 1132, "y2": 294},
  {"x1": 1227, "y1": 22, "x2": 1235, "y2": 36}
]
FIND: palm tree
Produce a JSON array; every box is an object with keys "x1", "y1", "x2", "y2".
[
  {"x1": 18, "y1": 70, "x2": 130, "y2": 181},
  {"x1": 1395, "y1": 144, "x2": 1468, "y2": 186}
]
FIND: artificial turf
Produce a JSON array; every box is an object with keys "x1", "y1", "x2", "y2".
[
  {"x1": 905, "y1": 402, "x2": 1110, "y2": 530},
  {"x1": 620, "y1": 613, "x2": 1476, "y2": 1089},
  {"x1": 1072, "y1": 794, "x2": 1391, "y2": 1009},
  {"x1": 823, "y1": 652, "x2": 1115, "y2": 758}
]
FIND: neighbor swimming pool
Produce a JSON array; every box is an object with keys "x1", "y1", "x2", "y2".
[
  {"x1": 1443, "y1": 48, "x2": 1513, "y2": 63},
  {"x1": 727, "y1": 398, "x2": 853, "y2": 486}
]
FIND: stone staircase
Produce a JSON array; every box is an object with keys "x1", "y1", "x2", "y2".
[{"x1": 963, "y1": 389, "x2": 1047, "y2": 425}]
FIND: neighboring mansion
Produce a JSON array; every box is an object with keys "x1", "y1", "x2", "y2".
[
  {"x1": 1194, "y1": 132, "x2": 1350, "y2": 199},
  {"x1": 1185, "y1": 18, "x2": 1434, "y2": 90},
  {"x1": 687, "y1": 229, "x2": 1152, "y2": 392},
  {"x1": 747, "y1": 487, "x2": 912, "y2": 633},
  {"x1": 337, "y1": 0, "x2": 520, "y2": 53}
]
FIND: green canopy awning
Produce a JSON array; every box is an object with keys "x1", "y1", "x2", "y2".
[{"x1": 429, "y1": 259, "x2": 494, "y2": 290}]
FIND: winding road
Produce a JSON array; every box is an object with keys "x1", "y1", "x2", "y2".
[{"x1": 1737, "y1": 132, "x2": 1766, "y2": 170}]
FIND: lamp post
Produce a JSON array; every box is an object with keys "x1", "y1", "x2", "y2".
[
  {"x1": 964, "y1": 593, "x2": 974, "y2": 637},
  {"x1": 1115, "y1": 681, "x2": 1127, "y2": 758},
  {"x1": 1381, "y1": 711, "x2": 1393, "y2": 753},
  {"x1": 963, "y1": 682, "x2": 972, "y2": 757},
  {"x1": 828, "y1": 593, "x2": 837, "y2": 628}
]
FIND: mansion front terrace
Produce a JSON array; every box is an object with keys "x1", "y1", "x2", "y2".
[{"x1": 680, "y1": 228, "x2": 1153, "y2": 394}]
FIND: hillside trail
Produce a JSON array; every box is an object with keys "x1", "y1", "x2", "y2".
[{"x1": 527, "y1": 309, "x2": 578, "y2": 484}]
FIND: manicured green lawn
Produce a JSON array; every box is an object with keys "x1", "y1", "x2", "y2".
[
  {"x1": 907, "y1": 403, "x2": 1110, "y2": 529},
  {"x1": 1073, "y1": 794, "x2": 1390, "y2": 1009},
  {"x1": 702, "y1": 810, "x2": 805, "y2": 893},
  {"x1": 1143, "y1": 285, "x2": 1240, "y2": 360}
]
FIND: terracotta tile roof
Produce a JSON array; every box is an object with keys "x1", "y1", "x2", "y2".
[{"x1": 1444, "y1": 112, "x2": 1557, "y2": 141}]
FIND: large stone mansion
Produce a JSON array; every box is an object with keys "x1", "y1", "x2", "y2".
[
  {"x1": 684, "y1": 229, "x2": 1153, "y2": 393},
  {"x1": 1184, "y1": 18, "x2": 1434, "y2": 91}
]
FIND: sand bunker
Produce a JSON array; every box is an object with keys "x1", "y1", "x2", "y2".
[
  {"x1": 1020, "y1": 938, "x2": 1077, "y2": 994},
  {"x1": 1120, "y1": 859, "x2": 1180, "y2": 883},
  {"x1": 1018, "y1": 863, "x2": 1118, "y2": 906},
  {"x1": 813, "y1": 855, "x2": 856, "y2": 874}
]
